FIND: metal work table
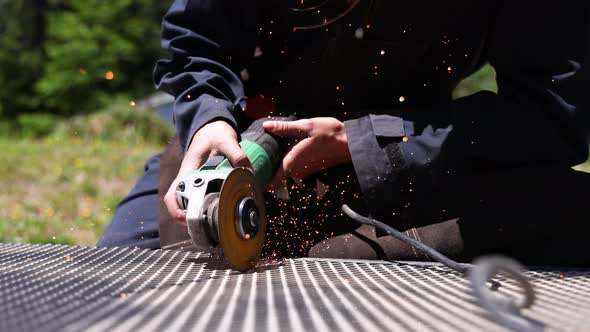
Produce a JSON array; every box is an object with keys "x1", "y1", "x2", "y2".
[{"x1": 0, "y1": 243, "x2": 589, "y2": 331}]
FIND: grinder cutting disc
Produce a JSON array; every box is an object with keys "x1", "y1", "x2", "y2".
[{"x1": 217, "y1": 167, "x2": 266, "y2": 271}]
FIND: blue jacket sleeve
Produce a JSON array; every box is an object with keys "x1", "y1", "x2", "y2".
[
  {"x1": 344, "y1": 0, "x2": 589, "y2": 216},
  {"x1": 154, "y1": 0, "x2": 257, "y2": 153}
]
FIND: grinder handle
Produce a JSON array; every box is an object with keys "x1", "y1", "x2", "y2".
[{"x1": 241, "y1": 115, "x2": 296, "y2": 173}]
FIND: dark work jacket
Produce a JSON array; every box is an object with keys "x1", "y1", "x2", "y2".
[{"x1": 154, "y1": 0, "x2": 589, "y2": 218}]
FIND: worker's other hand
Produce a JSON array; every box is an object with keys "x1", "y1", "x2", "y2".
[
  {"x1": 263, "y1": 117, "x2": 351, "y2": 188},
  {"x1": 165, "y1": 120, "x2": 252, "y2": 224}
]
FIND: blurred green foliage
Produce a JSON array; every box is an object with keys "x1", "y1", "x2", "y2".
[
  {"x1": 1, "y1": 98, "x2": 174, "y2": 144},
  {"x1": 0, "y1": 0, "x2": 168, "y2": 118},
  {"x1": 37, "y1": 0, "x2": 168, "y2": 115},
  {"x1": 52, "y1": 98, "x2": 174, "y2": 145},
  {"x1": 0, "y1": 0, "x2": 46, "y2": 118},
  {"x1": 17, "y1": 113, "x2": 60, "y2": 138}
]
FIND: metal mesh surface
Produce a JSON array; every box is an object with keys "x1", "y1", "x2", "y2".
[{"x1": 0, "y1": 243, "x2": 589, "y2": 331}]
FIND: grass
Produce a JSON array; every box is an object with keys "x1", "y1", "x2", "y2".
[
  {"x1": 0, "y1": 98, "x2": 172, "y2": 246},
  {"x1": 574, "y1": 162, "x2": 590, "y2": 173},
  {"x1": 0, "y1": 137, "x2": 163, "y2": 245}
]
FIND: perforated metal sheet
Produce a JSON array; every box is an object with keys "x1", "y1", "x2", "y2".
[{"x1": 0, "y1": 243, "x2": 589, "y2": 331}]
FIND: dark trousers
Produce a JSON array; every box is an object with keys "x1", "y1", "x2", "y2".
[
  {"x1": 98, "y1": 144, "x2": 590, "y2": 266},
  {"x1": 96, "y1": 153, "x2": 161, "y2": 249}
]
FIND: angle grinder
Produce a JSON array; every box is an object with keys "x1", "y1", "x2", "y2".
[{"x1": 175, "y1": 116, "x2": 294, "y2": 271}]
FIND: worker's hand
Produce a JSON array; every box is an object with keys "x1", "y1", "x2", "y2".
[
  {"x1": 165, "y1": 120, "x2": 252, "y2": 224},
  {"x1": 263, "y1": 117, "x2": 351, "y2": 188}
]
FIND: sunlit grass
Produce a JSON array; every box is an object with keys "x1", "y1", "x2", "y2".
[
  {"x1": 574, "y1": 161, "x2": 590, "y2": 174},
  {"x1": 0, "y1": 137, "x2": 163, "y2": 245}
]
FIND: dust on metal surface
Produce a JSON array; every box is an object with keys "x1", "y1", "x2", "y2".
[{"x1": 0, "y1": 243, "x2": 589, "y2": 331}]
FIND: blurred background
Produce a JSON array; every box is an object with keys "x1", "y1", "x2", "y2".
[{"x1": 0, "y1": 1, "x2": 587, "y2": 246}]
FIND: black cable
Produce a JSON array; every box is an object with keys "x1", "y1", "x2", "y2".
[
  {"x1": 469, "y1": 256, "x2": 543, "y2": 332},
  {"x1": 341, "y1": 204, "x2": 542, "y2": 332},
  {"x1": 341, "y1": 204, "x2": 471, "y2": 274}
]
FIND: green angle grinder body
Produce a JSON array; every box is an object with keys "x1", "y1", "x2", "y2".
[{"x1": 175, "y1": 117, "x2": 293, "y2": 271}]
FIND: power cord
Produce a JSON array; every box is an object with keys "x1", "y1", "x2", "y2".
[
  {"x1": 341, "y1": 204, "x2": 542, "y2": 332},
  {"x1": 341, "y1": 204, "x2": 471, "y2": 274},
  {"x1": 469, "y1": 256, "x2": 543, "y2": 332}
]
